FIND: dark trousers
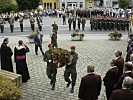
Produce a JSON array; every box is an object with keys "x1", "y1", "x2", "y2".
[
  {"x1": 69, "y1": 23, "x2": 71, "y2": 30},
  {"x1": 31, "y1": 24, "x2": 34, "y2": 31},
  {"x1": 78, "y1": 24, "x2": 80, "y2": 30},
  {"x1": 82, "y1": 24, "x2": 85, "y2": 31},
  {"x1": 47, "y1": 65, "x2": 57, "y2": 84},
  {"x1": 10, "y1": 25, "x2": 14, "y2": 33},
  {"x1": 64, "y1": 68, "x2": 77, "y2": 87},
  {"x1": 35, "y1": 44, "x2": 44, "y2": 55},
  {"x1": 20, "y1": 24, "x2": 23, "y2": 32},
  {"x1": 38, "y1": 24, "x2": 42, "y2": 31},
  {"x1": 105, "y1": 87, "x2": 113, "y2": 100},
  {"x1": 63, "y1": 19, "x2": 66, "y2": 25},
  {"x1": 0, "y1": 25, "x2": 4, "y2": 33}
]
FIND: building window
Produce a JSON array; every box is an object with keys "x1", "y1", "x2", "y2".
[
  {"x1": 54, "y1": 3, "x2": 56, "y2": 9},
  {"x1": 80, "y1": 2, "x2": 83, "y2": 8},
  {"x1": 44, "y1": 3, "x2": 46, "y2": 9},
  {"x1": 50, "y1": 3, "x2": 52, "y2": 9},
  {"x1": 47, "y1": 3, "x2": 49, "y2": 9},
  {"x1": 62, "y1": 2, "x2": 65, "y2": 9}
]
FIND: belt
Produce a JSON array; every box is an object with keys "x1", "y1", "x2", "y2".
[{"x1": 16, "y1": 55, "x2": 26, "y2": 60}]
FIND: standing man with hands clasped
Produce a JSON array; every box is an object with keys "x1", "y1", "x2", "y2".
[{"x1": 34, "y1": 30, "x2": 44, "y2": 56}]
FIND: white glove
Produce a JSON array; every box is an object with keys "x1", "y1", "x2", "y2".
[{"x1": 48, "y1": 60, "x2": 52, "y2": 62}]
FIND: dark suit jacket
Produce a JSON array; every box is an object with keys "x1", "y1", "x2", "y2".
[
  {"x1": 78, "y1": 73, "x2": 101, "y2": 100},
  {"x1": 116, "y1": 57, "x2": 124, "y2": 79},
  {"x1": 34, "y1": 34, "x2": 43, "y2": 45},
  {"x1": 110, "y1": 89, "x2": 133, "y2": 100},
  {"x1": 117, "y1": 71, "x2": 133, "y2": 89},
  {"x1": 103, "y1": 67, "x2": 119, "y2": 89}
]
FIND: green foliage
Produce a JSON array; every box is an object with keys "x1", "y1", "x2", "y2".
[
  {"x1": 16, "y1": 0, "x2": 40, "y2": 11},
  {"x1": 0, "y1": 2, "x2": 18, "y2": 13},
  {"x1": 118, "y1": 0, "x2": 131, "y2": 8},
  {"x1": 0, "y1": 76, "x2": 22, "y2": 100}
]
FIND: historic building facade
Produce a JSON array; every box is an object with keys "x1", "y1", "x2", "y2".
[{"x1": 42, "y1": 0, "x2": 59, "y2": 9}]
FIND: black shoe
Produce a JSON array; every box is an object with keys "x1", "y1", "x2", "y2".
[
  {"x1": 67, "y1": 82, "x2": 71, "y2": 88},
  {"x1": 71, "y1": 88, "x2": 74, "y2": 93},
  {"x1": 51, "y1": 84, "x2": 55, "y2": 90}
]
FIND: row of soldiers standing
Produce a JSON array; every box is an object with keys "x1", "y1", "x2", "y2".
[
  {"x1": 0, "y1": 14, "x2": 43, "y2": 33},
  {"x1": 90, "y1": 16, "x2": 130, "y2": 31},
  {"x1": 68, "y1": 17, "x2": 86, "y2": 31}
]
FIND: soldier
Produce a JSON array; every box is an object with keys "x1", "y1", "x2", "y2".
[
  {"x1": 52, "y1": 22, "x2": 58, "y2": 34},
  {"x1": 19, "y1": 16, "x2": 23, "y2": 32},
  {"x1": 68, "y1": 17, "x2": 72, "y2": 30},
  {"x1": 43, "y1": 43, "x2": 57, "y2": 90},
  {"x1": 30, "y1": 16, "x2": 35, "y2": 31},
  {"x1": 77, "y1": 17, "x2": 81, "y2": 30},
  {"x1": 9, "y1": 16, "x2": 15, "y2": 33},
  {"x1": 36, "y1": 15, "x2": 43, "y2": 31},
  {"x1": 73, "y1": 17, "x2": 76, "y2": 30},
  {"x1": 51, "y1": 30, "x2": 57, "y2": 48},
  {"x1": 90, "y1": 17, "x2": 94, "y2": 31},
  {"x1": 64, "y1": 46, "x2": 78, "y2": 93},
  {"x1": 81, "y1": 18, "x2": 86, "y2": 31},
  {"x1": 0, "y1": 17, "x2": 4, "y2": 33}
]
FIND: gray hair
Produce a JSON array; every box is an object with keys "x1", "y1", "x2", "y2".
[{"x1": 122, "y1": 76, "x2": 133, "y2": 89}]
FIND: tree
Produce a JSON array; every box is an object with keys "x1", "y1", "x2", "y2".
[
  {"x1": 16, "y1": 0, "x2": 40, "y2": 11},
  {"x1": 118, "y1": 0, "x2": 131, "y2": 8}
]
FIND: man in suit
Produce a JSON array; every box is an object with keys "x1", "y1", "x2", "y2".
[
  {"x1": 34, "y1": 30, "x2": 44, "y2": 56},
  {"x1": 103, "y1": 60, "x2": 119, "y2": 100},
  {"x1": 117, "y1": 62, "x2": 133, "y2": 89},
  {"x1": 110, "y1": 76, "x2": 133, "y2": 100},
  {"x1": 78, "y1": 65, "x2": 101, "y2": 100},
  {"x1": 115, "y1": 50, "x2": 124, "y2": 79}
]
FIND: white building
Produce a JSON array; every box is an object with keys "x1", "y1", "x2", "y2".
[
  {"x1": 59, "y1": 0, "x2": 86, "y2": 9},
  {"x1": 103, "y1": 0, "x2": 118, "y2": 8}
]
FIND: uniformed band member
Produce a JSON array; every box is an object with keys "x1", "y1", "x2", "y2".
[
  {"x1": 19, "y1": 16, "x2": 23, "y2": 32},
  {"x1": 30, "y1": 16, "x2": 35, "y2": 31},
  {"x1": 62, "y1": 13, "x2": 66, "y2": 25},
  {"x1": 73, "y1": 17, "x2": 76, "y2": 30},
  {"x1": 52, "y1": 22, "x2": 58, "y2": 34},
  {"x1": 68, "y1": 17, "x2": 72, "y2": 30},
  {"x1": 9, "y1": 16, "x2": 15, "y2": 33},
  {"x1": 51, "y1": 30, "x2": 57, "y2": 48},
  {"x1": 0, "y1": 17, "x2": 4, "y2": 33},
  {"x1": 43, "y1": 43, "x2": 57, "y2": 90},
  {"x1": 36, "y1": 15, "x2": 43, "y2": 31},
  {"x1": 64, "y1": 46, "x2": 78, "y2": 93},
  {"x1": 81, "y1": 18, "x2": 86, "y2": 31},
  {"x1": 77, "y1": 17, "x2": 81, "y2": 30}
]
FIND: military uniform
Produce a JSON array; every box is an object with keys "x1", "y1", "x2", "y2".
[
  {"x1": 81, "y1": 18, "x2": 86, "y2": 31},
  {"x1": 30, "y1": 17, "x2": 35, "y2": 31},
  {"x1": 51, "y1": 32, "x2": 57, "y2": 48},
  {"x1": 77, "y1": 17, "x2": 81, "y2": 30},
  {"x1": 43, "y1": 49, "x2": 57, "y2": 90},
  {"x1": 62, "y1": 13, "x2": 66, "y2": 25},
  {"x1": 52, "y1": 22, "x2": 58, "y2": 34},
  {"x1": 36, "y1": 16, "x2": 43, "y2": 31},
  {"x1": 19, "y1": 16, "x2": 23, "y2": 32},
  {"x1": 0, "y1": 18, "x2": 4, "y2": 33},
  {"x1": 9, "y1": 16, "x2": 15, "y2": 33},
  {"x1": 68, "y1": 17, "x2": 72, "y2": 30},
  {"x1": 64, "y1": 51, "x2": 78, "y2": 93}
]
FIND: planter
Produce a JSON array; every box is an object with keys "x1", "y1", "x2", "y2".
[
  {"x1": 71, "y1": 35, "x2": 84, "y2": 41},
  {"x1": 109, "y1": 36, "x2": 121, "y2": 40},
  {"x1": 28, "y1": 38, "x2": 34, "y2": 43}
]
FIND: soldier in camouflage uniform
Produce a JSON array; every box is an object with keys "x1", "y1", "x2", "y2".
[
  {"x1": 64, "y1": 46, "x2": 78, "y2": 93},
  {"x1": 51, "y1": 30, "x2": 57, "y2": 48},
  {"x1": 30, "y1": 16, "x2": 35, "y2": 31},
  {"x1": 43, "y1": 43, "x2": 57, "y2": 90},
  {"x1": 52, "y1": 21, "x2": 58, "y2": 34},
  {"x1": 81, "y1": 18, "x2": 86, "y2": 31},
  {"x1": 9, "y1": 16, "x2": 15, "y2": 33},
  {"x1": 36, "y1": 15, "x2": 43, "y2": 31},
  {"x1": 68, "y1": 17, "x2": 72, "y2": 30},
  {"x1": 0, "y1": 17, "x2": 4, "y2": 33},
  {"x1": 19, "y1": 16, "x2": 23, "y2": 32}
]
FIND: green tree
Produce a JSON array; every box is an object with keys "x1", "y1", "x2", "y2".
[
  {"x1": 16, "y1": 0, "x2": 40, "y2": 11},
  {"x1": 118, "y1": 0, "x2": 131, "y2": 8}
]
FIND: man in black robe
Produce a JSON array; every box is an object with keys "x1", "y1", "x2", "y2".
[
  {"x1": 0, "y1": 38, "x2": 13, "y2": 72},
  {"x1": 14, "y1": 40, "x2": 30, "y2": 82}
]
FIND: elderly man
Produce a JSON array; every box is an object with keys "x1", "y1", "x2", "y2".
[
  {"x1": 115, "y1": 50, "x2": 124, "y2": 79},
  {"x1": 110, "y1": 76, "x2": 133, "y2": 100},
  {"x1": 103, "y1": 60, "x2": 119, "y2": 100},
  {"x1": 78, "y1": 65, "x2": 101, "y2": 100},
  {"x1": 117, "y1": 62, "x2": 133, "y2": 89}
]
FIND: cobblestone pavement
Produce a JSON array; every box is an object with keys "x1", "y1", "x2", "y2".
[{"x1": 1, "y1": 34, "x2": 127, "y2": 100}]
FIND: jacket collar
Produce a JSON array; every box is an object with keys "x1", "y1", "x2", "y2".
[
  {"x1": 111, "y1": 66, "x2": 117, "y2": 69},
  {"x1": 124, "y1": 71, "x2": 132, "y2": 74},
  {"x1": 16, "y1": 45, "x2": 25, "y2": 50}
]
